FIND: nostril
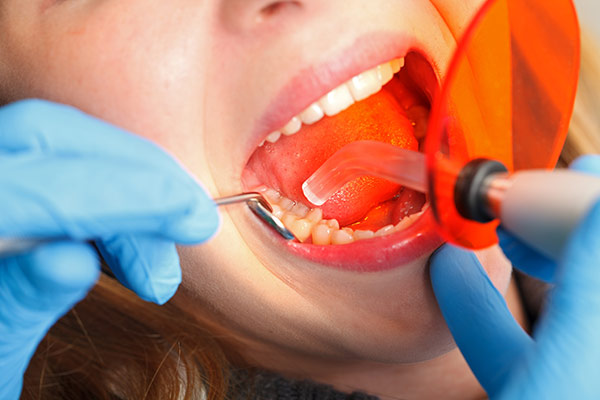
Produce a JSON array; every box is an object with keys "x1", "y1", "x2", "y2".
[
  {"x1": 220, "y1": 0, "x2": 304, "y2": 33},
  {"x1": 257, "y1": 1, "x2": 302, "y2": 21}
]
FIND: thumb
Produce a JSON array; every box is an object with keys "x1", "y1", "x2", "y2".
[
  {"x1": 500, "y1": 200, "x2": 600, "y2": 399},
  {"x1": 429, "y1": 245, "x2": 533, "y2": 396},
  {"x1": 0, "y1": 242, "x2": 100, "y2": 399}
]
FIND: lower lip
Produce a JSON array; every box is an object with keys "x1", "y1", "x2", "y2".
[{"x1": 285, "y1": 209, "x2": 443, "y2": 271}]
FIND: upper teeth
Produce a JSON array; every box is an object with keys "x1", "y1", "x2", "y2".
[{"x1": 260, "y1": 57, "x2": 405, "y2": 146}]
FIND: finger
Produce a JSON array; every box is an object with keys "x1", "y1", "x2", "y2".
[
  {"x1": 96, "y1": 235, "x2": 181, "y2": 304},
  {"x1": 496, "y1": 227, "x2": 556, "y2": 283},
  {"x1": 429, "y1": 245, "x2": 533, "y2": 397},
  {"x1": 570, "y1": 155, "x2": 600, "y2": 175},
  {"x1": 506, "y1": 200, "x2": 600, "y2": 399},
  {"x1": 0, "y1": 153, "x2": 219, "y2": 244},
  {"x1": 0, "y1": 242, "x2": 100, "y2": 399}
]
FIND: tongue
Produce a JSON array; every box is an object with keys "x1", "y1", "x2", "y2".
[{"x1": 247, "y1": 89, "x2": 418, "y2": 226}]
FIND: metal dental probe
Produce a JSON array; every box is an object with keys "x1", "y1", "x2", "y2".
[
  {"x1": 0, "y1": 192, "x2": 296, "y2": 257},
  {"x1": 215, "y1": 192, "x2": 297, "y2": 241}
]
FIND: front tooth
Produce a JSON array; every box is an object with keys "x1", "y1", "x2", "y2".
[
  {"x1": 266, "y1": 131, "x2": 281, "y2": 143},
  {"x1": 377, "y1": 63, "x2": 394, "y2": 86},
  {"x1": 282, "y1": 117, "x2": 302, "y2": 135},
  {"x1": 299, "y1": 103, "x2": 325, "y2": 125},
  {"x1": 262, "y1": 59, "x2": 404, "y2": 148},
  {"x1": 331, "y1": 228, "x2": 354, "y2": 245},
  {"x1": 319, "y1": 84, "x2": 355, "y2": 116},
  {"x1": 348, "y1": 67, "x2": 382, "y2": 102}
]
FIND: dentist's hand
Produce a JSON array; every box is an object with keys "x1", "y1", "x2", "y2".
[
  {"x1": 0, "y1": 100, "x2": 219, "y2": 399},
  {"x1": 430, "y1": 155, "x2": 600, "y2": 399}
]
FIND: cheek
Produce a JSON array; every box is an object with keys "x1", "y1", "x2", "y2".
[
  {"x1": 475, "y1": 245, "x2": 513, "y2": 294},
  {"x1": 7, "y1": 3, "x2": 212, "y2": 175},
  {"x1": 429, "y1": 0, "x2": 488, "y2": 35}
]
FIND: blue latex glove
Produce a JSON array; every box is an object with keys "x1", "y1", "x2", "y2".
[
  {"x1": 430, "y1": 155, "x2": 600, "y2": 399},
  {"x1": 0, "y1": 99, "x2": 219, "y2": 399}
]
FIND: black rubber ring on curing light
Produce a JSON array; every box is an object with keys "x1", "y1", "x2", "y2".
[{"x1": 454, "y1": 158, "x2": 508, "y2": 223}]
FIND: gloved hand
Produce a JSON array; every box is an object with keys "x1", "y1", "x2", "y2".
[
  {"x1": 0, "y1": 99, "x2": 219, "y2": 399},
  {"x1": 430, "y1": 155, "x2": 600, "y2": 399}
]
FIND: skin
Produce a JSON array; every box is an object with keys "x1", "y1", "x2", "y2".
[{"x1": 0, "y1": 1, "x2": 525, "y2": 398}]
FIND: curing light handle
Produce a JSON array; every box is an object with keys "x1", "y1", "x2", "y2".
[{"x1": 455, "y1": 159, "x2": 600, "y2": 260}]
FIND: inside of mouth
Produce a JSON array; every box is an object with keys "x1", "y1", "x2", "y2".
[{"x1": 243, "y1": 51, "x2": 436, "y2": 245}]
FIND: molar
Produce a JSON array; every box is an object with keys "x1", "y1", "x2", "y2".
[
  {"x1": 306, "y1": 208, "x2": 323, "y2": 224},
  {"x1": 291, "y1": 202, "x2": 310, "y2": 218},
  {"x1": 354, "y1": 230, "x2": 375, "y2": 241},
  {"x1": 312, "y1": 223, "x2": 332, "y2": 245},
  {"x1": 375, "y1": 225, "x2": 395, "y2": 237},
  {"x1": 331, "y1": 228, "x2": 354, "y2": 245},
  {"x1": 279, "y1": 197, "x2": 295, "y2": 211},
  {"x1": 290, "y1": 218, "x2": 314, "y2": 242},
  {"x1": 391, "y1": 58, "x2": 404, "y2": 73},
  {"x1": 377, "y1": 63, "x2": 394, "y2": 87}
]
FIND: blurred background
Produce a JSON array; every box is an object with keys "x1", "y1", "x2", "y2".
[
  {"x1": 575, "y1": 0, "x2": 600, "y2": 41},
  {"x1": 559, "y1": 0, "x2": 600, "y2": 166}
]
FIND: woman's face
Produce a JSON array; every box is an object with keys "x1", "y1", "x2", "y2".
[{"x1": 0, "y1": 0, "x2": 511, "y2": 366}]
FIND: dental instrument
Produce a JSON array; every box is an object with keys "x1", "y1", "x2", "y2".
[
  {"x1": 302, "y1": 142, "x2": 600, "y2": 260},
  {"x1": 302, "y1": 140, "x2": 427, "y2": 206},
  {"x1": 0, "y1": 192, "x2": 295, "y2": 257},
  {"x1": 216, "y1": 192, "x2": 297, "y2": 240}
]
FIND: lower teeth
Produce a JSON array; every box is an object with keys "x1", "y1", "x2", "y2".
[{"x1": 255, "y1": 186, "x2": 426, "y2": 244}]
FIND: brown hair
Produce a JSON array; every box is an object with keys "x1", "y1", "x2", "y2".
[
  {"x1": 21, "y1": 31, "x2": 600, "y2": 400},
  {"x1": 23, "y1": 273, "x2": 232, "y2": 400}
]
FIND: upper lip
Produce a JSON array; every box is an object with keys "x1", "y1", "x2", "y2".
[{"x1": 245, "y1": 31, "x2": 430, "y2": 165}]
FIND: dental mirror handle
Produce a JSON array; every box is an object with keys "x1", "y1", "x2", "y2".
[
  {"x1": 456, "y1": 159, "x2": 600, "y2": 260},
  {"x1": 0, "y1": 238, "x2": 52, "y2": 257},
  {"x1": 0, "y1": 192, "x2": 293, "y2": 258}
]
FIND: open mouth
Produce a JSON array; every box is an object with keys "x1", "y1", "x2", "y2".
[{"x1": 242, "y1": 51, "x2": 443, "y2": 270}]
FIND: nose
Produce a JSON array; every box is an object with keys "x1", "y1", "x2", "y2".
[{"x1": 219, "y1": 0, "x2": 307, "y2": 32}]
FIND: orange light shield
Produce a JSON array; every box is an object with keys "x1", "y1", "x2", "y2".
[{"x1": 425, "y1": 0, "x2": 580, "y2": 249}]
